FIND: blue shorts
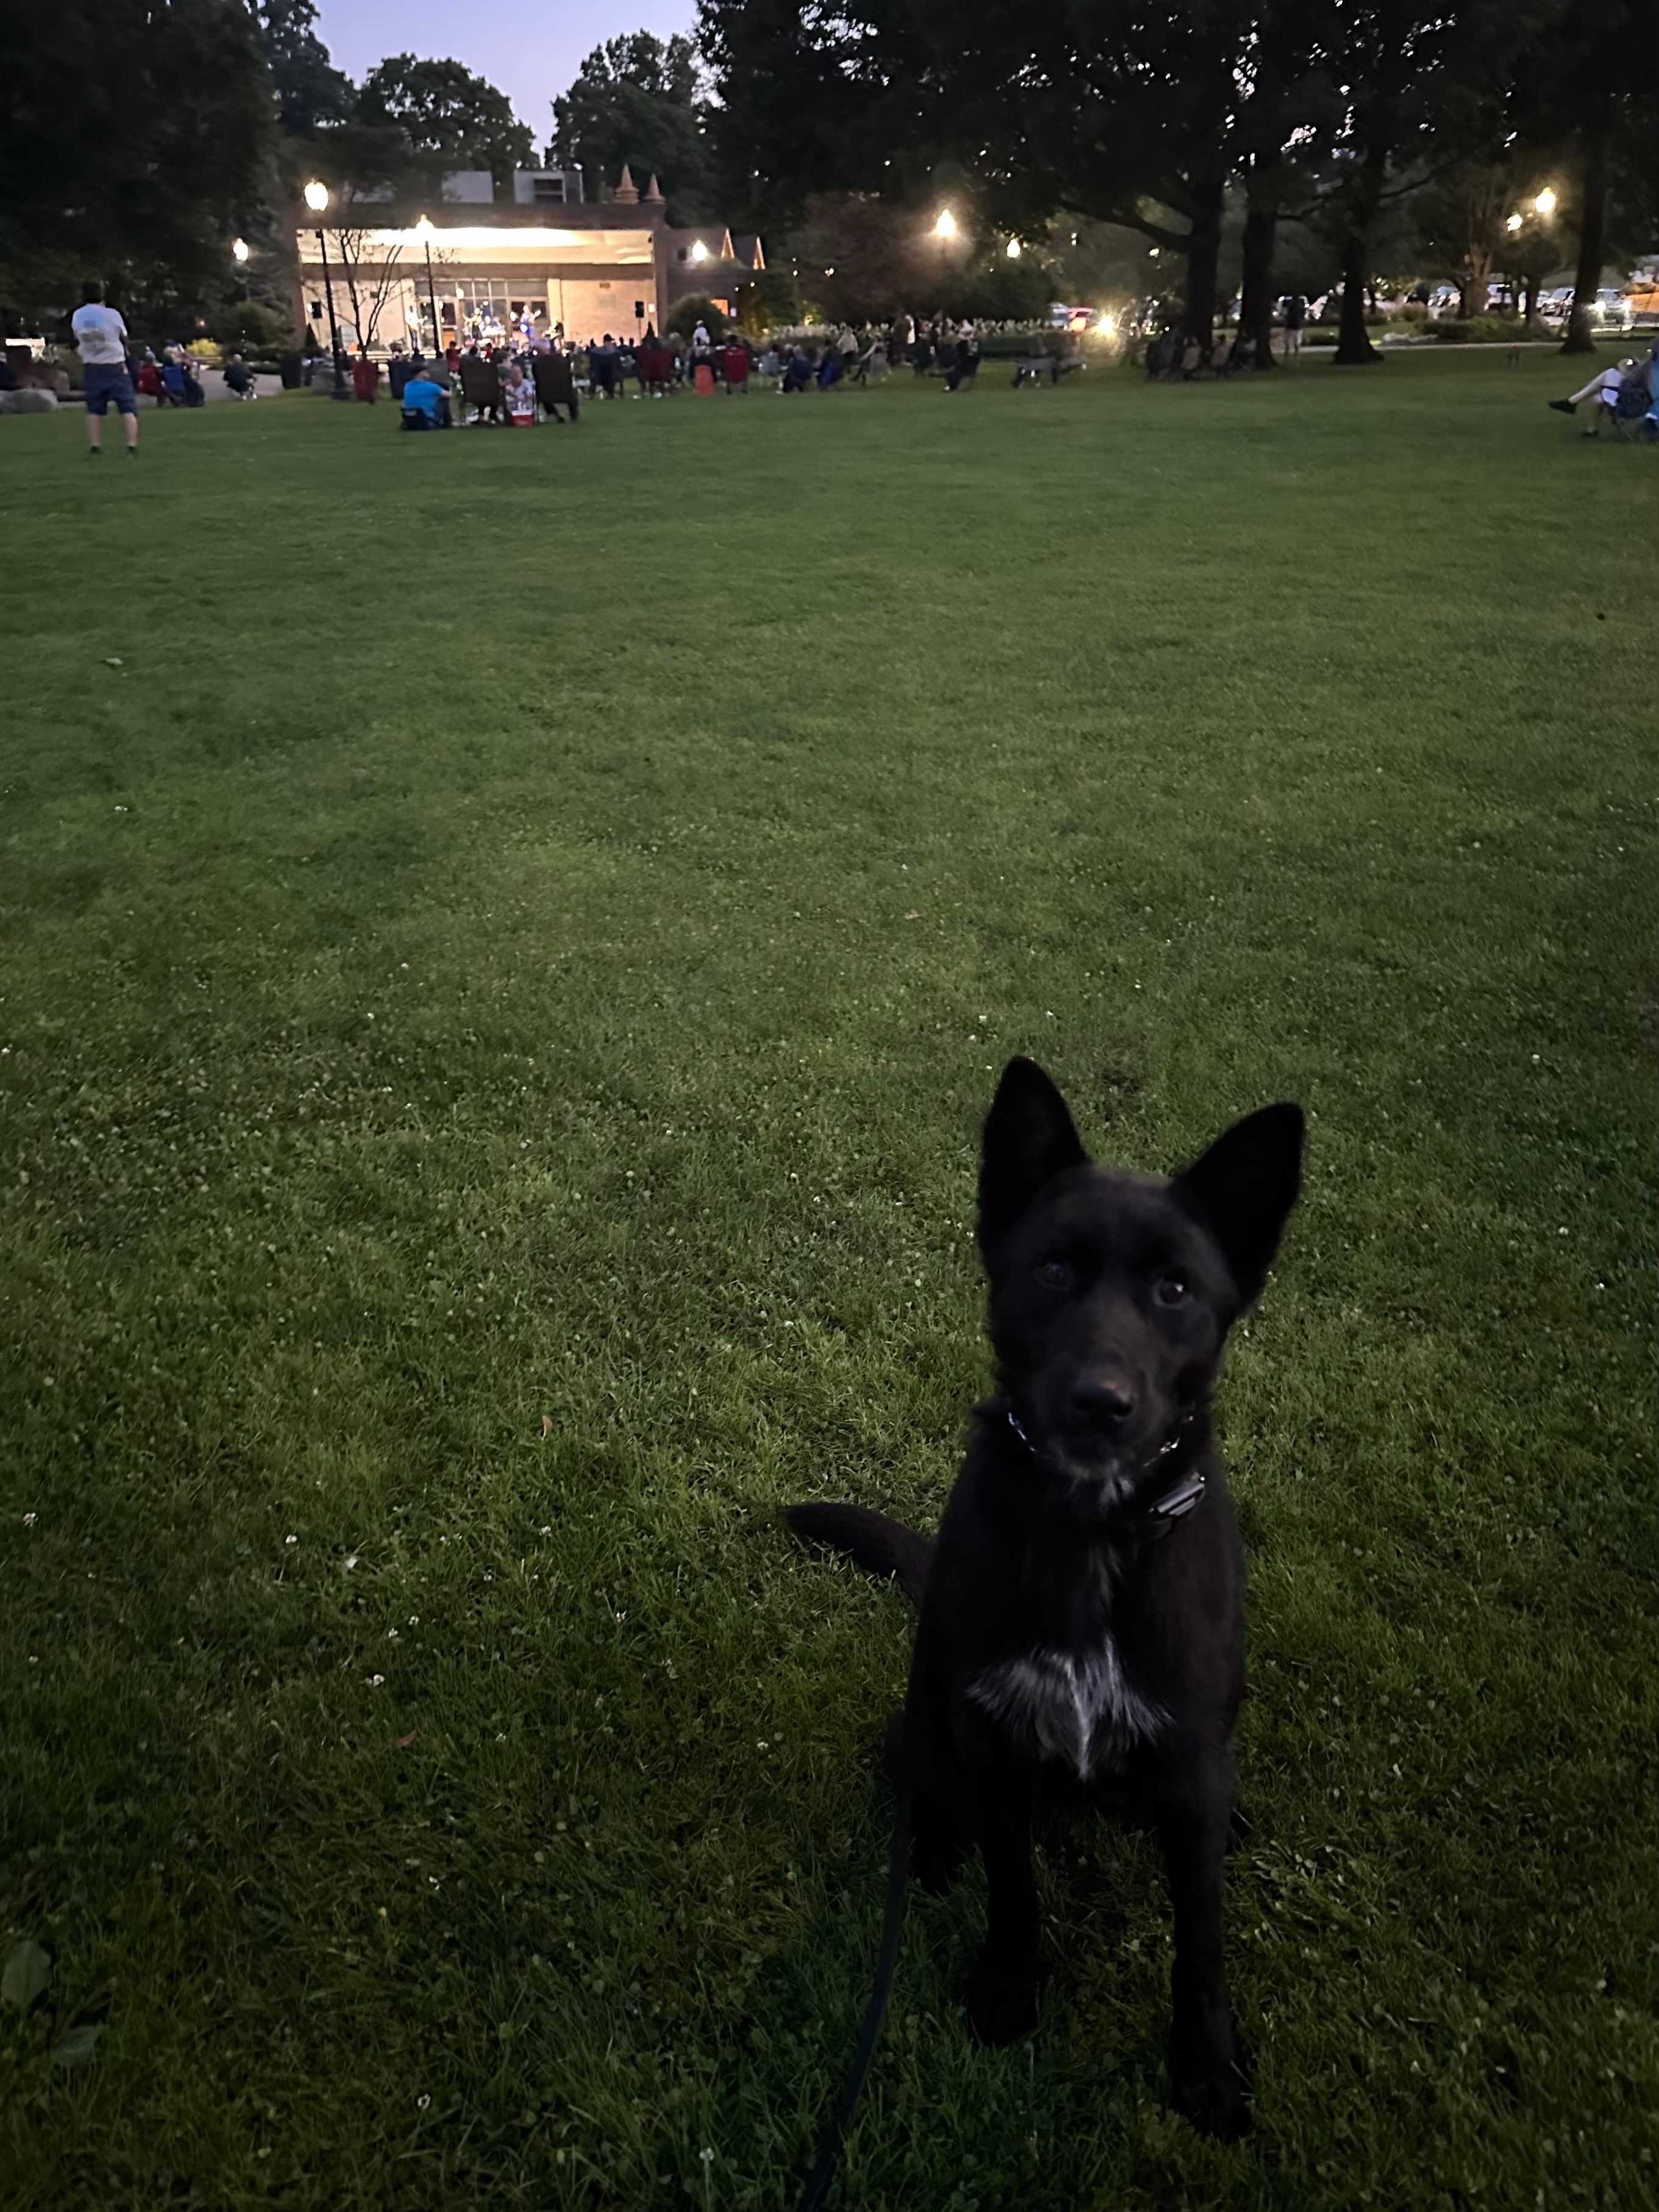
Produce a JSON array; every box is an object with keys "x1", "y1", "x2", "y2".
[{"x1": 84, "y1": 363, "x2": 137, "y2": 417}]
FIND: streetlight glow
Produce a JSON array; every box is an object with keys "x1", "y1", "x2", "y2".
[
  {"x1": 934, "y1": 208, "x2": 957, "y2": 241},
  {"x1": 1095, "y1": 311, "x2": 1115, "y2": 335},
  {"x1": 303, "y1": 180, "x2": 329, "y2": 213},
  {"x1": 413, "y1": 214, "x2": 434, "y2": 239},
  {"x1": 1006, "y1": 238, "x2": 1021, "y2": 258},
  {"x1": 1505, "y1": 212, "x2": 1523, "y2": 232},
  {"x1": 232, "y1": 238, "x2": 250, "y2": 263},
  {"x1": 691, "y1": 238, "x2": 709, "y2": 263},
  {"x1": 1533, "y1": 188, "x2": 1557, "y2": 216}
]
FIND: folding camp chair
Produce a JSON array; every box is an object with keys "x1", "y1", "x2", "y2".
[
  {"x1": 531, "y1": 353, "x2": 577, "y2": 421},
  {"x1": 458, "y1": 357, "x2": 503, "y2": 424},
  {"x1": 1611, "y1": 372, "x2": 1657, "y2": 442}
]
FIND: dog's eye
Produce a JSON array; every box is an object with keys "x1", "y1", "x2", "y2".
[
  {"x1": 1034, "y1": 1259, "x2": 1072, "y2": 1292},
  {"x1": 1153, "y1": 1277, "x2": 1190, "y2": 1307}
]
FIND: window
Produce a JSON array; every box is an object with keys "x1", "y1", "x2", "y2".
[
  {"x1": 453, "y1": 280, "x2": 549, "y2": 341},
  {"x1": 532, "y1": 177, "x2": 566, "y2": 204}
]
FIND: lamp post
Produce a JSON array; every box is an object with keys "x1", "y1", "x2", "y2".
[
  {"x1": 304, "y1": 180, "x2": 350, "y2": 400},
  {"x1": 934, "y1": 207, "x2": 956, "y2": 307},
  {"x1": 413, "y1": 214, "x2": 441, "y2": 360}
]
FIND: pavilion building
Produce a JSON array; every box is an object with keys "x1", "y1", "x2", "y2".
[{"x1": 294, "y1": 166, "x2": 764, "y2": 354}]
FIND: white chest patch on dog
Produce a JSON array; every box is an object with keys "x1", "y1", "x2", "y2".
[{"x1": 968, "y1": 1642, "x2": 1167, "y2": 1781}]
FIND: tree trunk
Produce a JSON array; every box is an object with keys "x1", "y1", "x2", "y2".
[
  {"x1": 1334, "y1": 228, "x2": 1381, "y2": 364},
  {"x1": 1180, "y1": 174, "x2": 1226, "y2": 349},
  {"x1": 1562, "y1": 113, "x2": 1608, "y2": 355},
  {"x1": 1238, "y1": 185, "x2": 1278, "y2": 370},
  {"x1": 1334, "y1": 143, "x2": 1387, "y2": 365}
]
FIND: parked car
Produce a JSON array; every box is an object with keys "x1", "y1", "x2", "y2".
[
  {"x1": 1538, "y1": 286, "x2": 1576, "y2": 324},
  {"x1": 1594, "y1": 287, "x2": 1633, "y2": 331}
]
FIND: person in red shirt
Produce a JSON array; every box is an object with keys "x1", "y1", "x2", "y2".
[{"x1": 722, "y1": 339, "x2": 750, "y2": 394}]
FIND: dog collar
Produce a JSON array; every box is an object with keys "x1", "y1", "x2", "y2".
[{"x1": 1003, "y1": 1405, "x2": 1206, "y2": 1528}]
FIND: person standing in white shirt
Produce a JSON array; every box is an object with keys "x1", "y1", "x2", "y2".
[{"x1": 70, "y1": 281, "x2": 138, "y2": 455}]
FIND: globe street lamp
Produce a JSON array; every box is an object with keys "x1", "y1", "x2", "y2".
[
  {"x1": 1005, "y1": 238, "x2": 1021, "y2": 259},
  {"x1": 413, "y1": 214, "x2": 441, "y2": 360},
  {"x1": 304, "y1": 180, "x2": 350, "y2": 400},
  {"x1": 934, "y1": 207, "x2": 956, "y2": 303},
  {"x1": 232, "y1": 238, "x2": 250, "y2": 264},
  {"x1": 1533, "y1": 188, "x2": 1557, "y2": 218}
]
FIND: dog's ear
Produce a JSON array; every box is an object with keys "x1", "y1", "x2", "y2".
[
  {"x1": 1173, "y1": 1103, "x2": 1304, "y2": 1306},
  {"x1": 978, "y1": 1058, "x2": 1089, "y2": 1252}
]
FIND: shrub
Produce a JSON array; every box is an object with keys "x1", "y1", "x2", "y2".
[
  {"x1": 216, "y1": 299, "x2": 293, "y2": 353},
  {"x1": 1427, "y1": 313, "x2": 1539, "y2": 343},
  {"x1": 186, "y1": 337, "x2": 222, "y2": 366},
  {"x1": 666, "y1": 294, "x2": 729, "y2": 339},
  {"x1": 736, "y1": 271, "x2": 801, "y2": 335}
]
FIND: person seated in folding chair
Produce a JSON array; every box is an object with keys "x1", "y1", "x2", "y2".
[
  {"x1": 400, "y1": 363, "x2": 452, "y2": 430},
  {"x1": 1548, "y1": 358, "x2": 1641, "y2": 436},
  {"x1": 532, "y1": 346, "x2": 578, "y2": 421},
  {"x1": 458, "y1": 350, "x2": 502, "y2": 424},
  {"x1": 502, "y1": 359, "x2": 536, "y2": 427}
]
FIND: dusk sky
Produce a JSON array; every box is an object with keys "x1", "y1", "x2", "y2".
[{"x1": 315, "y1": 0, "x2": 698, "y2": 153}]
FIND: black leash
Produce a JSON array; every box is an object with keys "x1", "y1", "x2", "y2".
[{"x1": 792, "y1": 1703, "x2": 915, "y2": 2212}]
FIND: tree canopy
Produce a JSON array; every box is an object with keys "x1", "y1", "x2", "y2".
[
  {"x1": 1, "y1": 0, "x2": 275, "y2": 327},
  {"x1": 697, "y1": 0, "x2": 1657, "y2": 354},
  {"x1": 550, "y1": 34, "x2": 714, "y2": 220},
  {"x1": 357, "y1": 55, "x2": 533, "y2": 193},
  {"x1": 251, "y1": 0, "x2": 353, "y2": 135}
]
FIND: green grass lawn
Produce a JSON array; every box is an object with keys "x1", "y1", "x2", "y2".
[{"x1": 1, "y1": 353, "x2": 1654, "y2": 2211}]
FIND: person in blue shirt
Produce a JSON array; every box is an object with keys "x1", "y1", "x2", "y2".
[{"x1": 400, "y1": 366, "x2": 452, "y2": 428}]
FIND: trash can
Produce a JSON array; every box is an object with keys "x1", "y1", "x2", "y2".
[{"x1": 352, "y1": 358, "x2": 381, "y2": 403}]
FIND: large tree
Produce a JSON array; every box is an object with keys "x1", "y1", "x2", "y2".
[
  {"x1": 357, "y1": 55, "x2": 533, "y2": 198},
  {"x1": 697, "y1": 0, "x2": 880, "y2": 234},
  {"x1": 250, "y1": 0, "x2": 353, "y2": 135},
  {"x1": 1507, "y1": 0, "x2": 1657, "y2": 353},
  {"x1": 550, "y1": 33, "x2": 714, "y2": 219},
  {"x1": 0, "y1": 0, "x2": 275, "y2": 327}
]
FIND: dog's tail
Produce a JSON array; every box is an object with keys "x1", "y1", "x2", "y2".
[{"x1": 784, "y1": 1502, "x2": 934, "y2": 1608}]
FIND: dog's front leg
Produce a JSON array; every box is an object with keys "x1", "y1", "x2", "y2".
[
  {"x1": 959, "y1": 1727, "x2": 1039, "y2": 2044},
  {"x1": 1157, "y1": 1785, "x2": 1249, "y2": 2139}
]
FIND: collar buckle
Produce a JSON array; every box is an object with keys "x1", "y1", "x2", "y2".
[{"x1": 1146, "y1": 1470, "x2": 1206, "y2": 1523}]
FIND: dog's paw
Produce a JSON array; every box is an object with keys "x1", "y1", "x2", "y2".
[
  {"x1": 1170, "y1": 2021, "x2": 1252, "y2": 2141},
  {"x1": 962, "y1": 1957, "x2": 1038, "y2": 2046}
]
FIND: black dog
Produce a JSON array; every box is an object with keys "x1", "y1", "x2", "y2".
[{"x1": 789, "y1": 1057, "x2": 1302, "y2": 2139}]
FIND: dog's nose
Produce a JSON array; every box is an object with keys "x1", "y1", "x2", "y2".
[{"x1": 1071, "y1": 1374, "x2": 1136, "y2": 1427}]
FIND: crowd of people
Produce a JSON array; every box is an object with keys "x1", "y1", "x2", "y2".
[{"x1": 376, "y1": 311, "x2": 997, "y2": 428}]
